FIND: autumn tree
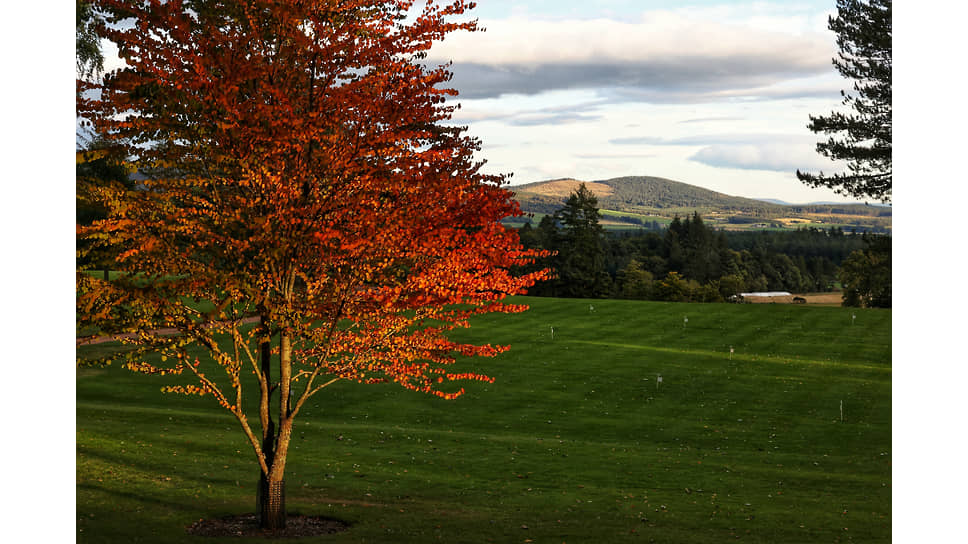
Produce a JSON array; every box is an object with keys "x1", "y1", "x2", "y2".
[
  {"x1": 797, "y1": 0, "x2": 892, "y2": 202},
  {"x1": 76, "y1": 141, "x2": 135, "y2": 280},
  {"x1": 76, "y1": 0, "x2": 549, "y2": 530}
]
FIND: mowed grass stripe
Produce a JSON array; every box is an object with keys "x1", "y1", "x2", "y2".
[
  {"x1": 564, "y1": 338, "x2": 892, "y2": 373},
  {"x1": 77, "y1": 296, "x2": 890, "y2": 543}
]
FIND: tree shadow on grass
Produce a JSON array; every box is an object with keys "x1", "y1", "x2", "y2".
[
  {"x1": 186, "y1": 513, "x2": 349, "y2": 538},
  {"x1": 77, "y1": 481, "x2": 351, "y2": 539}
]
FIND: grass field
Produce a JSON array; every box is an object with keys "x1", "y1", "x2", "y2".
[{"x1": 77, "y1": 297, "x2": 891, "y2": 543}]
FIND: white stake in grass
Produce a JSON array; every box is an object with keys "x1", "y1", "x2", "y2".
[
  {"x1": 683, "y1": 316, "x2": 688, "y2": 329},
  {"x1": 729, "y1": 346, "x2": 734, "y2": 360},
  {"x1": 656, "y1": 374, "x2": 663, "y2": 390}
]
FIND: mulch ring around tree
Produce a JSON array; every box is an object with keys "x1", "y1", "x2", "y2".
[{"x1": 186, "y1": 514, "x2": 350, "y2": 538}]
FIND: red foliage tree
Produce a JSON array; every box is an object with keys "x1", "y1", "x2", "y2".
[{"x1": 77, "y1": 0, "x2": 550, "y2": 529}]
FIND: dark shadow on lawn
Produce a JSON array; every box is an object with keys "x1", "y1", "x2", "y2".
[
  {"x1": 186, "y1": 513, "x2": 350, "y2": 538},
  {"x1": 77, "y1": 481, "x2": 204, "y2": 513}
]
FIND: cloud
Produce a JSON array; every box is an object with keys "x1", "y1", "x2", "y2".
[
  {"x1": 507, "y1": 111, "x2": 604, "y2": 126},
  {"x1": 606, "y1": 132, "x2": 842, "y2": 173},
  {"x1": 678, "y1": 116, "x2": 745, "y2": 124},
  {"x1": 689, "y1": 143, "x2": 840, "y2": 173},
  {"x1": 430, "y1": 10, "x2": 837, "y2": 102},
  {"x1": 610, "y1": 133, "x2": 801, "y2": 147},
  {"x1": 450, "y1": 96, "x2": 609, "y2": 126},
  {"x1": 573, "y1": 152, "x2": 657, "y2": 160},
  {"x1": 447, "y1": 58, "x2": 834, "y2": 102},
  {"x1": 101, "y1": 40, "x2": 127, "y2": 73},
  {"x1": 597, "y1": 78, "x2": 842, "y2": 104}
]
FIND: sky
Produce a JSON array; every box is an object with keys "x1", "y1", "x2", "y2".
[
  {"x1": 88, "y1": 0, "x2": 865, "y2": 203},
  {"x1": 420, "y1": 0, "x2": 862, "y2": 203}
]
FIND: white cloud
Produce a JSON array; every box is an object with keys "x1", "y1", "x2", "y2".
[
  {"x1": 101, "y1": 40, "x2": 127, "y2": 73},
  {"x1": 430, "y1": 10, "x2": 837, "y2": 101},
  {"x1": 507, "y1": 111, "x2": 603, "y2": 126},
  {"x1": 449, "y1": 92, "x2": 609, "y2": 126},
  {"x1": 689, "y1": 142, "x2": 841, "y2": 173},
  {"x1": 610, "y1": 133, "x2": 800, "y2": 147},
  {"x1": 605, "y1": 131, "x2": 843, "y2": 174}
]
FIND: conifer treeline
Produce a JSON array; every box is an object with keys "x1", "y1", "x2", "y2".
[{"x1": 517, "y1": 186, "x2": 872, "y2": 302}]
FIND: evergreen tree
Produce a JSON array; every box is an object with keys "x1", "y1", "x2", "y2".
[
  {"x1": 536, "y1": 214, "x2": 559, "y2": 247},
  {"x1": 76, "y1": 1, "x2": 104, "y2": 79},
  {"x1": 681, "y1": 212, "x2": 721, "y2": 283},
  {"x1": 797, "y1": 0, "x2": 892, "y2": 202},
  {"x1": 517, "y1": 215, "x2": 561, "y2": 297},
  {"x1": 664, "y1": 215, "x2": 686, "y2": 273},
  {"x1": 553, "y1": 184, "x2": 610, "y2": 298}
]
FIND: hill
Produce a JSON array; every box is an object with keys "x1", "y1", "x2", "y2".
[
  {"x1": 514, "y1": 176, "x2": 775, "y2": 212},
  {"x1": 509, "y1": 176, "x2": 892, "y2": 233}
]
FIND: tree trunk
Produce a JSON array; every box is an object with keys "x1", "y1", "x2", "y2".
[
  {"x1": 256, "y1": 313, "x2": 285, "y2": 529},
  {"x1": 257, "y1": 329, "x2": 295, "y2": 528},
  {"x1": 257, "y1": 475, "x2": 286, "y2": 529}
]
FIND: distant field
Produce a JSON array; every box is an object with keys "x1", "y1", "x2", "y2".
[
  {"x1": 506, "y1": 207, "x2": 884, "y2": 234},
  {"x1": 511, "y1": 176, "x2": 891, "y2": 233},
  {"x1": 77, "y1": 297, "x2": 891, "y2": 543},
  {"x1": 744, "y1": 293, "x2": 844, "y2": 306}
]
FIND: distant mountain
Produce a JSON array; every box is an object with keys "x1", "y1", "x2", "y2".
[
  {"x1": 803, "y1": 200, "x2": 892, "y2": 208},
  {"x1": 753, "y1": 198, "x2": 792, "y2": 206},
  {"x1": 754, "y1": 197, "x2": 892, "y2": 208},
  {"x1": 509, "y1": 176, "x2": 891, "y2": 233},
  {"x1": 513, "y1": 176, "x2": 778, "y2": 215}
]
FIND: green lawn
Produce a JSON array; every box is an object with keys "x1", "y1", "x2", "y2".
[{"x1": 77, "y1": 297, "x2": 891, "y2": 543}]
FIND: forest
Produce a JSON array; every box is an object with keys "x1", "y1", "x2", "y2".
[{"x1": 516, "y1": 184, "x2": 891, "y2": 306}]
